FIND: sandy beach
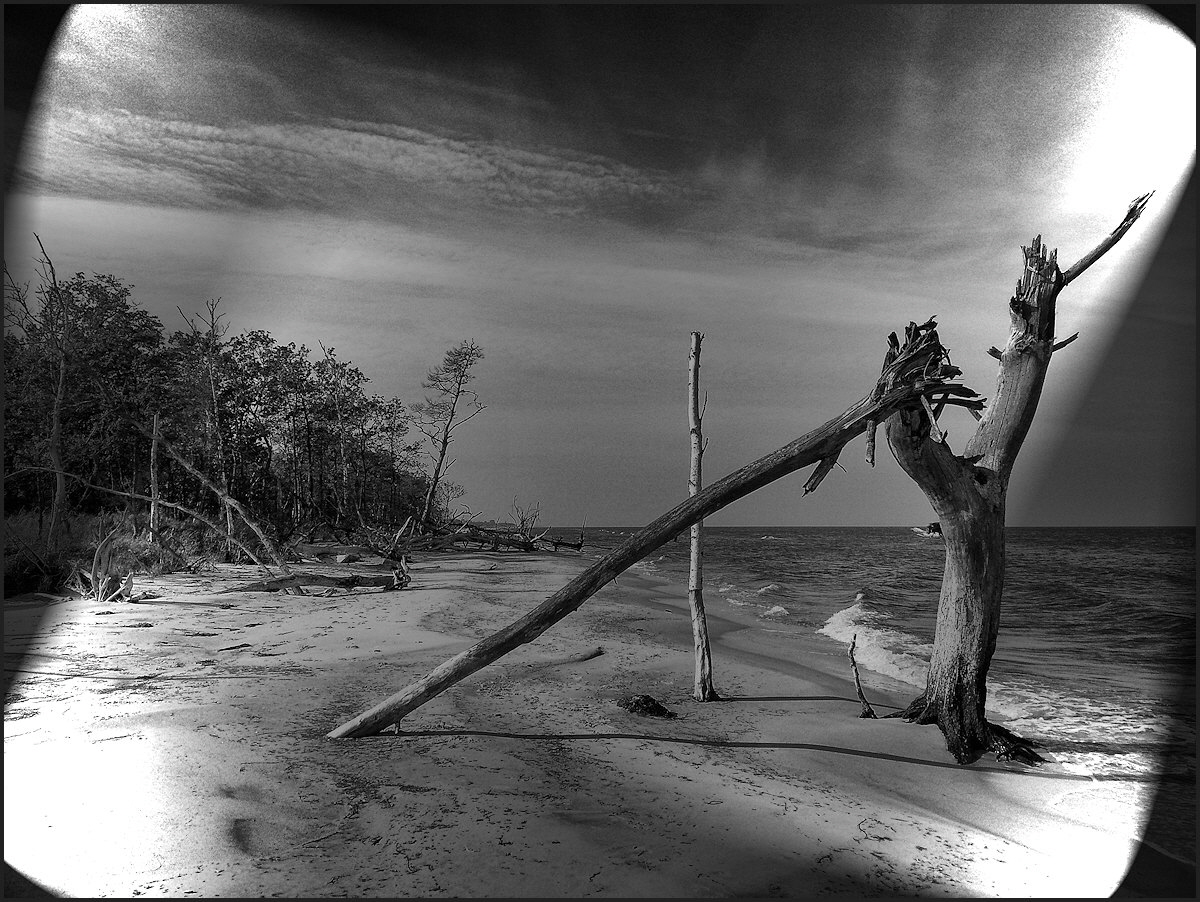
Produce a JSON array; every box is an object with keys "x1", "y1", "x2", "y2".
[{"x1": 4, "y1": 549, "x2": 1194, "y2": 898}]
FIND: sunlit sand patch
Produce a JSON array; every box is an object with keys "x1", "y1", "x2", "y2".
[{"x1": 4, "y1": 733, "x2": 172, "y2": 896}]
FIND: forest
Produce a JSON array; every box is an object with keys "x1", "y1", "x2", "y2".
[{"x1": 3, "y1": 240, "x2": 495, "y2": 594}]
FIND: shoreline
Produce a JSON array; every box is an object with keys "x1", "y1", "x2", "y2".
[{"x1": 4, "y1": 550, "x2": 1193, "y2": 897}]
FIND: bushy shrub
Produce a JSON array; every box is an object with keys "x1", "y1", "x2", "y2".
[{"x1": 3, "y1": 510, "x2": 210, "y2": 597}]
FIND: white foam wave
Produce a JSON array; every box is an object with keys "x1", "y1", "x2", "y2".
[
  {"x1": 756, "y1": 583, "x2": 783, "y2": 595},
  {"x1": 716, "y1": 582, "x2": 764, "y2": 607},
  {"x1": 986, "y1": 677, "x2": 1196, "y2": 779},
  {"x1": 818, "y1": 602, "x2": 932, "y2": 687},
  {"x1": 761, "y1": 605, "x2": 788, "y2": 618},
  {"x1": 820, "y1": 601, "x2": 1195, "y2": 784}
]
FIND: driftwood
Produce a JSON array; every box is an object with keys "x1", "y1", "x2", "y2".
[
  {"x1": 379, "y1": 521, "x2": 586, "y2": 556},
  {"x1": 289, "y1": 542, "x2": 374, "y2": 559},
  {"x1": 328, "y1": 323, "x2": 979, "y2": 738},
  {"x1": 221, "y1": 571, "x2": 396, "y2": 594},
  {"x1": 847, "y1": 634, "x2": 878, "y2": 719}
]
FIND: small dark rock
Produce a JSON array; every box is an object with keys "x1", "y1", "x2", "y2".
[{"x1": 617, "y1": 694, "x2": 677, "y2": 718}]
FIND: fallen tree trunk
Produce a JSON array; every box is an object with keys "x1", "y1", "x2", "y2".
[
  {"x1": 328, "y1": 324, "x2": 980, "y2": 738},
  {"x1": 289, "y1": 542, "x2": 375, "y2": 559},
  {"x1": 222, "y1": 571, "x2": 396, "y2": 593},
  {"x1": 545, "y1": 530, "x2": 586, "y2": 552}
]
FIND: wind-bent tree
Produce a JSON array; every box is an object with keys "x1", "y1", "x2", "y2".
[
  {"x1": 688, "y1": 331, "x2": 719, "y2": 701},
  {"x1": 414, "y1": 340, "x2": 485, "y2": 532},
  {"x1": 880, "y1": 194, "x2": 1153, "y2": 765}
]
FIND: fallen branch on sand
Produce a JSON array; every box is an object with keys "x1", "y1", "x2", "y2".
[
  {"x1": 847, "y1": 634, "x2": 878, "y2": 719},
  {"x1": 221, "y1": 572, "x2": 396, "y2": 594}
]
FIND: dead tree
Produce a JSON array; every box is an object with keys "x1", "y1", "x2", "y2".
[
  {"x1": 510, "y1": 497, "x2": 542, "y2": 539},
  {"x1": 328, "y1": 325, "x2": 982, "y2": 738},
  {"x1": 881, "y1": 194, "x2": 1153, "y2": 765},
  {"x1": 122, "y1": 415, "x2": 290, "y2": 571},
  {"x1": 688, "y1": 331, "x2": 719, "y2": 701},
  {"x1": 149, "y1": 412, "x2": 161, "y2": 534},
  {"x1": 178, "y1": 298, "x2": 236, "y2": 559}
]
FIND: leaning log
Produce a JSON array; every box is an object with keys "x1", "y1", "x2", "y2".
[{"x1": 328, "y1": 324, "x2": 980, "y2": 738}]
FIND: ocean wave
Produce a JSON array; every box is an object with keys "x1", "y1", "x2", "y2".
[
  {"x1": 715, "y1": 581, "x2": 774, "y2": 608},
  {"x1": 822, "y1": 602, "x2": 1196, "y2": 781},
  {"x1": 817, "y1": 601, "x2": 932, "y2": 687},
  {"x1": 761, "y1": 605, "x2": 788, "y2": 618},
  {"x1": 986, "y1": 676, "x2": 1196, "y2": 780},
  {"x1": 756, "y1": 583, "x2": 784, "y2": 595},
  {"x1": 630, "y1": 554, "x2": 667, "y2": 573}
]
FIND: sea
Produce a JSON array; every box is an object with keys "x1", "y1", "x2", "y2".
[{"x1": 545, "y1": 525, "x2": 1196, "y2": 856}]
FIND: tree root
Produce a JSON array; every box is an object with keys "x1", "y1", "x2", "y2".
[
  {"x1": 988, "y1": 722, "x2": 1045, "y2": 766},
  {"x1": 885, "y1": 695, "x2": 1044, "y2": 766}
]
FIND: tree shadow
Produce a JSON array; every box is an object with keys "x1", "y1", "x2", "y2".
[
  {"x1": 722, "y1": 694, "x2": 903, "y2": 712},
  {"x1": 383, "y1": 727, "x2": 1101, "y2": 780}
]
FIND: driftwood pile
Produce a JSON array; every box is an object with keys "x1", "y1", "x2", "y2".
[{"x1": 344, "y1": 517, "x2": 586, "y2": 559}]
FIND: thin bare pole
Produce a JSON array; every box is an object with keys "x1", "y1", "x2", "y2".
[{"x1": 688, "y1": 331, "x2": 719, "y2": 701}]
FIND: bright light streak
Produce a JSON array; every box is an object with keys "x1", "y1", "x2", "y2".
[{"x1": 1062, "y1": 8, "x2": 1196, "y2": 217}]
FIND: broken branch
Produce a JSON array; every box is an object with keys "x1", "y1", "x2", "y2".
[
  {"x1": 1061, "y1": 192, "x2": 1153, "y2": 286},
  {"x1": 848, "y1": 634, "x2": 878, "y2": 719},
  {"x1": 1052, "y1": 332, "x2": 1079, "y2": 352}
]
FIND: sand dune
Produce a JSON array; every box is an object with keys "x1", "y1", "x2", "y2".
[{"x1": 3, "y1": 552, "x2": 1192, "y2": 897}]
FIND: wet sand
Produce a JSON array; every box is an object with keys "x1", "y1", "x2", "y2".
[{"x1": 4, "y1": 551, "x2": 1193, "y2": 897}]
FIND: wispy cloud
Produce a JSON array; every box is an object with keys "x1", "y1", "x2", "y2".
[{"x1": 16, "y1": 106, "x2": 703, "y2": 227}]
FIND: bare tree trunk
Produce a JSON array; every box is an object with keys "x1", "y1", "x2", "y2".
[
  {"x1": 149, "y1": 412, "x2": 161, "y2": 534},
  {"x1": 688, "y1": 331, "x2": 719, "y2": 702},
  {"x1": 31, "y1": 235, "x2": 69, "y2": 554},
  {"x1": 418, "y1": 421, "x2": 453, "y2": 531},
  {"x1": 328, "y1": 325, "x2": 977, "y2": 738},
  {"x1": 46, "y1": 347, "x2": 68, "y2": 553},
  {"x1": 883, "y1": 195, "x2": 1152, "y2": 766}
]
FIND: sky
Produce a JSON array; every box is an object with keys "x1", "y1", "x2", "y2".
[{"x1": 5, "y1": 5, "x2": 1195, "y2": 527}]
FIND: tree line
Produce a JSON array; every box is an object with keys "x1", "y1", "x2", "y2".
[{"x1": 4, "y1": 239, "x2": 484, "y2": 578}]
